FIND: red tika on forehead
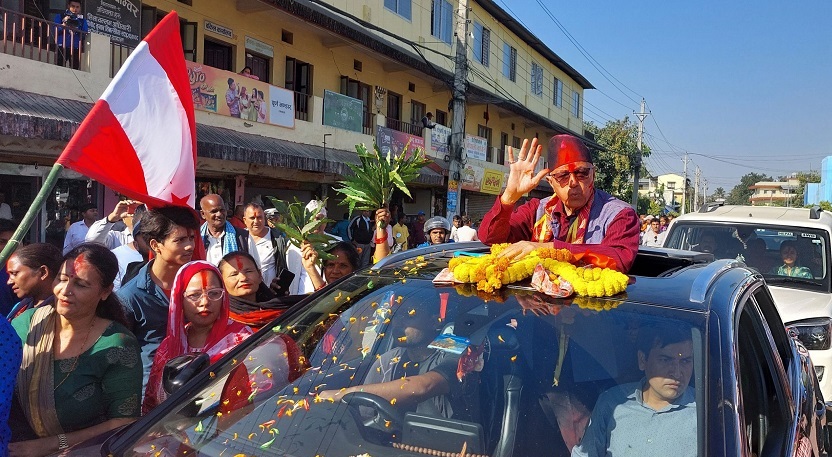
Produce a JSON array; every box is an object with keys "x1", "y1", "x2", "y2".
[
  {"x1": 73, "y1": 252, "x2": 90, "y2": 275},
  {"x1": 549, "y1": 135, "x2": 592, "y2": 170},
  {"x1": 199, "y1": 270, "x2": 209, "y2": 289},
  {"x1": 235, "y1": 256, "x2": 245, "y2": 271}
]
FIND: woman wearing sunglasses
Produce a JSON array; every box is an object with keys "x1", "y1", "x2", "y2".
[
  {"x1": 142, "y1": 261, "x2": 253, "y2": 413},
  {"x1": 477, "y1": 134, "x2": 640, "y2": 273}
]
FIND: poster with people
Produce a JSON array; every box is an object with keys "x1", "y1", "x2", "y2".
[
  {"x1": 185, "y1": 61, "x2": 295, "y2": 129},
  {"x1": 376, "y1": 126, "x2": 425, "y2": 156}
]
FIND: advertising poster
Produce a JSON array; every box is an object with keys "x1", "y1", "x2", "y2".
[
  {"x1": 85, "y1": 0, "x2": 141, "y2": 48},
  {"x1": 323, "y1": 90, "x2": 364, "y2": 133},
  {"x1": 376, "y1": 126, "x2": 425, "y2": 156},
  {"x1": 465, "y1": 135, "x2": 488, "y2": 161},
  {"x1": 447, "y1": 179, "x2": 459, "y2": 212},
  {"x1": 480, "y1": 168, "x2": 505, "y2": 195},
  {"x1": 430, "y1": 124, "x2": 451, "y2": 157},
  {"x1": 185, "y1": 61, "x2": 295, "y2": 129},
  {"x1": 461, "y1": 161, "x2": 483, "y2": 192}
]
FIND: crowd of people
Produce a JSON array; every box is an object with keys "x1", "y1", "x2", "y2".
[
  {"x1": 0, "y1": 133, "x2": 648, "y2": 456},
  {"x1": 638, "y1": 214, "x2": 672, "y2": 247}
]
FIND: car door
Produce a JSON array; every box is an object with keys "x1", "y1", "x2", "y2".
[{"x1": 734, "y1": 287, "x2": 801, "y2": 456}]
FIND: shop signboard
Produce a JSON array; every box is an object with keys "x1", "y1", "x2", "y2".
[
  {"x1": 323, "y1": 90, "x2": 364, "y2": 133},
  {"x1": 464, "y1": 135, "x2": 488, "y2": 161},
  {"x1": 461, "y1": 159, "x2": 506, "y2": 194},
  {"x1": 85, "y1": 0, "x2": 141, "y2": 48},
  {"x1": 376, "y1": 126, "x2": 425, "y2": 156},
  {"x1": 185, "y1": 61, "x2": 295, "y2": 129},
  {"x1": 430, "y1": 124, "x2": 451, "y2": 157}
]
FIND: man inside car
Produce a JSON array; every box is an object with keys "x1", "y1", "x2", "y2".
[
  {"x1": 571, "y1": 323, "x2": 696, "y2": 457},
  {"x1": 318, "y1": 301, "x2": 468, "y2": 418}
]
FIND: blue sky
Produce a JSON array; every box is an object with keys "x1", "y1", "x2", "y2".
[{"x1": 500, "y1": 0, "x2": 832, "y2": 192}]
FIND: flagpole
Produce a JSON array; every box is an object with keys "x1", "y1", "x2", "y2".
[{"x1": 0, "y1": 163, "x2": 64, "y2": 265}]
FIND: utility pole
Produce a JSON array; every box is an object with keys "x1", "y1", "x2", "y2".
[
  {"x1": 694, "y1": 167, "x2": 700, "y2": 211},
  {"x1": 681, "y1": 153, "x2": 689, "y2": 215},
  {"x1": 632, "y1": 98, "x2": 650, "y2": 209},
  {"x1": 446, "y1": 0, "x2": 469, "y2": 219}
]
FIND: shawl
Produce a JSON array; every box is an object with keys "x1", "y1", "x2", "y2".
[
  {"x1": 200, "y1": 221, "x2": 239, "y2": 256},
  {"x1": 228, "y1": 284, "x2": 294, "y2": 331},
  {"x1": 143, "y1": 261, "x2": 252, "y2": 414},
  {"x1": 16, "y1": 305, "x2": 63, "y2": 437},
  {"x1": 532, "y1": 192, "x2": 595, "y2": 244}
]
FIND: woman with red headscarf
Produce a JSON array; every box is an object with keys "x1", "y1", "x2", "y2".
[{"x1": 142, "y1": 261, "x2": 253, "y2": 413}]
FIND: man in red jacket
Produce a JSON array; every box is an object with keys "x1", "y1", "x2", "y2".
[{"x1": 478, "y1": 135, "x2": 639, "y2": 272}]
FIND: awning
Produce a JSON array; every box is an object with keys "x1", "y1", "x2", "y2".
[{"x1": 0, "y1": 88, "x2": 445, "y2": 186}]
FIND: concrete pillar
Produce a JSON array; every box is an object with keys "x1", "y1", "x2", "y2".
[{"x1": 87, "y1": 33, "x2": 111, "y2": 78}]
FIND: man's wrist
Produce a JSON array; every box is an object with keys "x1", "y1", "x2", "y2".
[{"x1": 106, "y1": 214, "x2": 118, "y2": 223}]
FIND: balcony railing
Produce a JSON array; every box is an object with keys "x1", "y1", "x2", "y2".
[
  {"x1": 293, "y1": 91, "x2": 312, "y2": 121},
  {"x1": 109, "y1": 41, "x2": 132, "y2": 77},
  {"x1": 1, "y1": 7, "x2": 88, "y2": 70},
  {"x1": 385, "y1": 117, "x2": 423, "y2": 136},
  {"x1": 363, "y1": 111, "x2": 375, "y2": 136}
]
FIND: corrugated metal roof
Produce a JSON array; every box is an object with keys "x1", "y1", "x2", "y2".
[{"x1": 0, "y1": 88, "x2": 444, "y2": 186}]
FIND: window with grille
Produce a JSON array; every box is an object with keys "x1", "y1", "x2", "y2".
[
  {"x1": 531, "y1": 62, "x2": 543, "y2": 97},
  {"x1": 473, "y1": 22, "x2": 490, "y2": 67}
]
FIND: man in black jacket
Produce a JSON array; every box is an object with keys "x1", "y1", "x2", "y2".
[
  {"x1": 348, "y1": 210, "x2": 374, "y2": 267},
  {"x1": 237, "y1": 203, "x2": 292, "y2": 296}
]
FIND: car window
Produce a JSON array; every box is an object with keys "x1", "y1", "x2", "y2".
[
  {"x1": 666, "y1": 223, "x2": 829, "y2": 291},
  {"x1": 117, "y1": 276, "x2": 707, "y2": 457},
  {"x1": 736, "y1": 292, "x2": 792, "y2": 456}
]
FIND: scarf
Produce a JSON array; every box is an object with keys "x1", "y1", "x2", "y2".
[
  {"x1": 200, "y1": 221, "x2": 239, "y2": 256},
  {"x1": 228, "y1": 284, "x2": 295, "y2": 331},
  {"x1": 143, "y1": 261, "x2": 252, "y2": 414},
  {"x1": 532, "y1": 192, "x2": 595, "y2": 244},
  {"x1": 16, "y1": 305, "x2": 64, "y2": 437}
]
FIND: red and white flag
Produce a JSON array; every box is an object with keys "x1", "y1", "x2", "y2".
[{"x1": 57, "y1": 12, "x2": 196, "y2": 208}]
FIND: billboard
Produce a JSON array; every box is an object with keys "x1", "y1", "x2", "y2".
[
  {"x1": 465, "y1": 135, "x2": 488, "y2": 161},
  {"x1": 323, "y1": 90, "x2": 364, "y2": 133},
  {"x1": 461, "y1": 159, "x2": 506, "y2": 195},
  {"x1": 430, "y1": 124, "x2": 451, "y2": 157},
  {"x1": 85, "y1": 0, "x2": 141, "y2": 48},
  {"x1": 186, "y1": 61, "x2": 295, "y2": 129},
  {"x1": 376, "y1": 126, "x2": 425, "y2": 156}
]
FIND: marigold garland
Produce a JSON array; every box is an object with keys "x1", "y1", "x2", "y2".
[{"x1": 449, "y1": 244, "x2": 628, "y2": 297}]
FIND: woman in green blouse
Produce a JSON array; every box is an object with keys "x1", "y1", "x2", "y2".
[
  {"x1": 9, "y1": 243, "x2": 141, "y2": 456},
  {"x1": 772, "y1": 240, "x2": 814, "y2": 279}
]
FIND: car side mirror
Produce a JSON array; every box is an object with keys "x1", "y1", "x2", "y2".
[{"x1": 163, "y1": 353, "x2": 210, "y2": 395}]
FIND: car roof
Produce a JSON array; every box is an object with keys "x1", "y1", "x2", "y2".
[
  {"x1": 672, "y1": 205, "x2": 832, "y2": 229},
  {"x1": 369, "y1": 242, "x2": 749, "y2": 316}
]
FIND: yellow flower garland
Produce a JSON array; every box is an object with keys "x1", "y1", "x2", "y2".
[{"x1": 449, "y1": 244, "x2": 628, "y2": 297}]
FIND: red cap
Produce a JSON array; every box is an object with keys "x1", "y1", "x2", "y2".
[{"x1": 548, "y1": 135, "x2": 592, "y2": 170}]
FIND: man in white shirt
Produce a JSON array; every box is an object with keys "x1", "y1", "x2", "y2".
[
  {"x1": 63, "y1": 202, "x2": 98, "y2": 254},
  {"x1": 455, "y1": 215, "x2": 479, "y2": 242},
  {"x1": 199, "y1": 194, "x2": 240, "y2": 265},
  {"x1": 641, "y1": 218, "x2": 666, "y2": 247},
  {"x1": 85, "y1": 199, "x2": 142, "y2": 249},
  {"x1": 287, "y1": 200, "x2": 339, "y2": 294},
  {"x1": 237, "y1": 203, "x2": 290, "y2": 293}
]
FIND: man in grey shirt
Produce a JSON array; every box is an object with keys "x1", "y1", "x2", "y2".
[{"x1": 572, "y1": 323, "x2": 697, "y2": 457}]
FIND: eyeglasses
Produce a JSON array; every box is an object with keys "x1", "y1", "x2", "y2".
[
  {"x1": 184, "y1": 288, "x2": 225, "y2": 303},
  {"x1": 548, "y1": 166, "x2": 594, "y2": 186}
]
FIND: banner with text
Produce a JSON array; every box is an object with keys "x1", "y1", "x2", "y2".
[
  {"x1": 465, "y1": 135, "x2": 488, "y2": 161},
  {"x1": 430, "y1": 124, "x2": 451, "y2": 158},
  {"x1": 376, "y1": 126, "x2": 425, "y2": 156},
  {"x1": 461, "y1": 159, "x2": 507, "y2": 195},
  {"x1": 186, "y1": 61, "x2": 295, "y2": 129},
  {"x1": 322, "y1": 90, "x2": 364, "y2": 133},
  {"x1": 85, "y1": 0, "x2": 141, "y2": 48}
]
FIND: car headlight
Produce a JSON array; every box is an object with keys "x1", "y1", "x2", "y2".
[{"x1": 790, "y1": 318, "x2": 832, "y2": 351}]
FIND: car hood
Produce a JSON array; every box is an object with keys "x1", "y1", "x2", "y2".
[{"x1": 769, "y1": 285, "x2": 832, "y2": 324}]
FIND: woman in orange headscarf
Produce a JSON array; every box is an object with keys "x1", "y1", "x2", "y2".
[{"x1": 142, "y1": 261, "x2": 253, "y2": 414}]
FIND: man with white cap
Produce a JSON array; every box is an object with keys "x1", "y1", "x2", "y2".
[
  {"x1": 286, "y1": 200, "x2": 340, "y2": 294},
  {"x1": 478, "y1": 135, "x2": 639, "y2": 272}
]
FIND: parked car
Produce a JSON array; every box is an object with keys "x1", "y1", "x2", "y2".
[
  {"x1": 65, "y1": 244, "x2": 827, "y2": 457},
  {"x1": 663, "y1": 204, "x2": 832, "y2": 400}
]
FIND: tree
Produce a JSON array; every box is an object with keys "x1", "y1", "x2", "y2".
[
  {"x1": 726, "y1": 172, "x2": 771, "y2": 205},
  {"x1": 712, "y1": 187, "x2": 726, "y2": 200},
  {"x1": 789, "y1": 171, "x2": 820, "y2": 206},
  {"x1": 584, "y1": 117, "x2": 650, "y2": 203}
]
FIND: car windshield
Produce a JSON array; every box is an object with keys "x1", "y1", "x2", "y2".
[
  {"x1": 666, "y1": 222, "x2": 830, "y2": 292},
  {"x1": 116, "y1": 257, "x2": 707, "y2": 457}
]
